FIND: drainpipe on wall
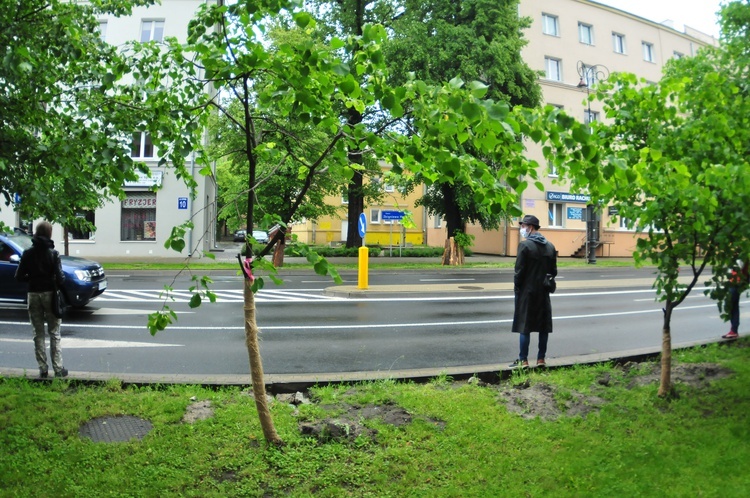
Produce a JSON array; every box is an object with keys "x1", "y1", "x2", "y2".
[
  {"x1": 422, "y1": 183, "x2": 427, "y2": 246},
  {"x1": 188, "y1": 153, "x2": 195, "y2": 257}
]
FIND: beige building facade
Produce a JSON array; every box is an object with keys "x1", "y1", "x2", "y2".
[{"x1": 430, "y1": 0, "x2": 716, "y2": 258}]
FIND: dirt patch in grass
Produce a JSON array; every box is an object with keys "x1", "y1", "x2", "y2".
[
  {"x1": 621, "y1": 362, "x2": 734, "y2": 390},
  {"x1": 498, "y1": 362, "x2": 734, "y2": 421},
  {"x1": 299, "y1": 402, "x2": 416, "y2": 443},
  {"x1": 498, "y1": 380, "x2": 606, "y2": 421},
  {"x1": 182, "y1": 399, "x2": 214, "y2": 424}
]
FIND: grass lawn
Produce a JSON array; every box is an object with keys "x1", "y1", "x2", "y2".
[{"x1": 1, "y1": 340, "x2": 748, "y2": 497}]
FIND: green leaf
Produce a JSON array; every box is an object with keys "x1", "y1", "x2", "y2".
[
  {"x1": 461, "y1": 102, "x2": 481, "y2": 121},
  {"x1": 189, "y1": 294, "x2": 202, "y2": 308},
  {"x1": 294, "y1": 12, "x2": 312, "y2": 29},
  {"x1": 468, "y1": 81, "x2": 489, "y2": 98}
]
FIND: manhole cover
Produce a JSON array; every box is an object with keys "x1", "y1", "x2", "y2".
[
  {"x1": 458, "y1": 286, "x2": 484, "y2": 290},
  {"x1": 79, "y1": 416, "x2": 153, "y2": 443}
]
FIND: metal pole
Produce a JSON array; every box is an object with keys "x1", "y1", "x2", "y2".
[{"x1": 576, "y1": 61, "x2": 609, "y2": 264}]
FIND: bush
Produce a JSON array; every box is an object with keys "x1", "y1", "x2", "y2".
[{"x1": 284, "y1": 245, "x2": 381, "y2": 257}]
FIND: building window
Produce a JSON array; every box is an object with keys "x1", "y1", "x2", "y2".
[
  {"x1": 542, "y1": 14, "x2": 559, "y2": 36},
  {"x1": 97, "y1": 21, "x2": 108, "y2": 42},
  {"x1": 544, "y1": 57, "x2": 562, "y2": 81},
  {"x1": 673, "y1": 51, "x2": 684, "y2": 59},
  {"x1": 370, "y1": 209, "x2": 381, "y2": 224},
  {"x1": 341, "y1": 190, "x2": 348, "y2": 204},
  {"x1": 384, "y1": 183, "x2": 394, "y2": 193},
  {"x1": 130, "y1": 132, "x2": 154, "y2": 158},
  {"x1": 619, "y1": 216, "x2": 630, "y2": 229},
  {"x1": 642, "y1": 42, "x2": 655, "y2": 62},
  {"x1": 547, "y1": 159, "x2": 558, "y2": 178},
  {"x1": 68, "y1": 211, "x2": 96, "y2": 240},
  {"x1": 433, "y1": 216, "x2": 442, "y2": 229},
  {"x1": 578, "y1": 23, "x2": 594, "y2": 45},
  {"x1": 548, "y1": 203, "x2": 564, "y2": 227},
  {"x1": 612, "y1": 33, "x2": 626, "y2": 54},
  {"x1": 584, "y1": 110, "x2": 599, "y2": 124},
  {"x1": 140, "y1": 20, "x2": 165, "y2": 42},
  {"x1": 121, "y1": 192, "x2": 157, "y2": 241}
]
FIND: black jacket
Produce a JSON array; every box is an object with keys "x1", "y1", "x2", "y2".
[
  {"x1": 512, "y1": 233, "x2": 557, "y2": 334},
  {"x1": 14, "y1": 236, "x2": 65, "y2": 292}
]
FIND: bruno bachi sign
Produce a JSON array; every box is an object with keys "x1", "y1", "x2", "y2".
[{"x1": 546, "y1": 191, "x2": 591, "y2": 204}]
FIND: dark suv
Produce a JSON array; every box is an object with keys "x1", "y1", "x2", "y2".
[{"x1": 0, "y1": 233, "x2": 107, "y2": 309}]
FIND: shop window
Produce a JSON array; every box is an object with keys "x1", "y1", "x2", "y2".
[
  {"x1": 68, "y1": 211, "x2": 96, "y2": 240},
  {"x1": 121, "y1": 192, "x2": 157, "y2": 241},
  {"x1": 548, "y1": 203, "x2": 564, "y2": 227}
]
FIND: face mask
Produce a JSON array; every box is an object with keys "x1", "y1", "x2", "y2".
[{"x1": 520, "y1": 227, "x2": 529, "y2": 238}]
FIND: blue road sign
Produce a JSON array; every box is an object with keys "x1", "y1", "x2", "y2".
[
  {"x1": 358, "y1": 212, "x2": 367, "y2": 238},
  {"x1": 381, "y1": 210, "x2": 405, "y2": 221}
]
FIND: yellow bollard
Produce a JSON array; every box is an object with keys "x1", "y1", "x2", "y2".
[{"x1": 358, "y1": 246, "x2": 369, "y2": 289}]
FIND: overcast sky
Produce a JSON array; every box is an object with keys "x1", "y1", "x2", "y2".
[{"x1": 596, "y1": 0, "x2": 722, "y2": 38}]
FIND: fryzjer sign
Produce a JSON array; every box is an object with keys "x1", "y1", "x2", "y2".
[{"x1": 546, "y1": 191, "x2": 591, "y2": 203}]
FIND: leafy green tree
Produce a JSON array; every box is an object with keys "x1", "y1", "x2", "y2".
[
  {"x1": 380, "y1": 0, "x2": 541, "y2": 252},
  {"x1": 0, "y1": 0, "x2": 201, "y2": 244},
  {"x1": 209, "y1": 99, "x2": 345, "y2": 238},
  {"x1": 538, "y1": 1, "x2": 750, "y2": 397},
  {"x1": 306, "y1": 0, "x2": 403, "y2": 249},
  {"x1": 146, "y1": 0, "x2": 403, "y2": 444}
]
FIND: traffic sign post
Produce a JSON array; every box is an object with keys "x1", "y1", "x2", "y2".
[
  {"x1": 381, "y1": 210, "x2": 405, "y2": 257},
  {"x1": 357, "y1": 213, "x2": 368, "y2": 289}
]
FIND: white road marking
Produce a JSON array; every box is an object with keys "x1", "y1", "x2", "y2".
[
  {"x1": 419, "y1": 278, "x2": 476, "y2": 282},
  {"x1": 91, "y1": 289, "x2": 343, "y2": 304},
  {"x1": 0, "y1": 337, "x2": 183, "y2": 348},
  {"x1": 0, "y1": 302, "x2": 731, "y2": 332}
]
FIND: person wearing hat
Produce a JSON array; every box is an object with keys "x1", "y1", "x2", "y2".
[{"x1": 510, "y1": 214, "x2": 557, "y2": 368}]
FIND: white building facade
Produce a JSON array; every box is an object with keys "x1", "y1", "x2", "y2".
[{"x1": 1, "y1": 0, "x2": 217, "y2": 260}]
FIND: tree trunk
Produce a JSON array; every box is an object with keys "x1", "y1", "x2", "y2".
[
  {"x1": 442, "y1": 237, "x2": 465, "y2": 266},
  {"x1": 441, "y1": 183, "x2": 463, "y2": 239},
  {"x1": 658, "y1": 304, "x2": 673, "y2": 398},
  {"x1": 243, "y1": 278, "x2": 282, "y2": 445},
  {"x1": 345, "y1": 171, "x2": 364, "y2": 248},
  {"x1": 272, "y1": 237, "x2": 285, "y2": 268},
  {"x1": 345, "y1": 105, "x2": 364, "y2": 249}
]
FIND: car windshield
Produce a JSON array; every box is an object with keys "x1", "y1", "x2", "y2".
[{"x1": 7, "y1": 233, "x2": 33, "y2": 251}]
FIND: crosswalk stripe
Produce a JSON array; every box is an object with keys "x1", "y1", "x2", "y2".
[{"x1": 91, "y1": 289, "x2": 342, "y2": 304}]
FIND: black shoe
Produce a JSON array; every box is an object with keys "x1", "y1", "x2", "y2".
[
  {"x1": 509, "y1": 359, "x2": 529, "y2": 368},
  {"x1": 39, "y1": 368, "x2": 48, "y2": 378},
  {"x1": 55, "y1": 368, "x2": 68, "y2": 378}
]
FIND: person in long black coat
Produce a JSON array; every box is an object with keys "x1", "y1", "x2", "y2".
[{"x1": 510, "y1": 215, "x2": 557, "y2": 368}]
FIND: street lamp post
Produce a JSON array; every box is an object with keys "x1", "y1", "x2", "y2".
[{"x1": 576, "y1": 61, "x2": 609, "y2": 264}]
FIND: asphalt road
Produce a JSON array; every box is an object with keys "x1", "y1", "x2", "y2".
[{"x1": 0, "y1": 265, "x2": 742, "y2": 385}]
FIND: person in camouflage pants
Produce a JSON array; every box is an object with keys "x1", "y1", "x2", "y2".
[{"x1": 14, "y1": 221, "x2": 67, "y2": 378}]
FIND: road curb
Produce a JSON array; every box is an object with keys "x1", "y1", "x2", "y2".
[{"x1": 0, "y1": 338, "x2": 724, "y2": 393}]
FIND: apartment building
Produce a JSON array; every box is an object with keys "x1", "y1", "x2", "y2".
[
  {"x1": 435, "y1": 0, "x2": 717, "y2": 257},
  {"x1": 1, "y1": 0, "x2": 216, "y2": 260}
]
